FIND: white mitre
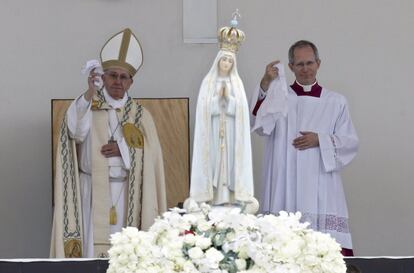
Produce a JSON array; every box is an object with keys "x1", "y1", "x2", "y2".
[{"x1": 100, "y1": 28, "x2": 143, "y2": 77}]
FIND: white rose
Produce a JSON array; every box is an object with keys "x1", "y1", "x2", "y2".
[
  {"x1": 182, "y1": 213, "x2": 198, "y2": 225},
  {"x1": 197, "y1": 261, "x2": 213, "y2": 272},
  {"x1": 238, "y1": 247, "x2": 249, "y2": 259},
  {"x1": 182, "y1": 260, "x2": 198, "y2": 272},
  {"x1": 216, "y1": 221, "x2": 228, "y2": 230},
  {"x1": 188, "y1": 247, "x2": 204, "y2": 259},
  {"x1": 124, "y1": 226, "x2": 139, "y2": 238},
  {"x1": 149, "y1": 221, "x2": 169, "y2": 234},
  {"x1": 199, "y1": 203, "x2": 211, "y2": 212},
  {"x1": 235, "y1": 259, "x2": 247, "y2": 270},
  {"x1": 280, "y1": 238, "x2": 303, "y2": 258},
  {"x1": 197, "y1": 219, "x2": 211, "y2": 232},
  {"x1": 225, "y1": 231, "x2": 236, "y2": 241},
  {"x1": 205, "y1": 248, "x2": 224, "y2": 263},
  {"x1": 116, "y1": 253, "x2": 130, "y2": 265},
  {"x1": 221, "y1": 242, "x2": 230, "y2": 253},
  {"x1": 184, "y1": 233, "x2": 196, "y2": 245},
  {"x1": 195, "y1": 236, "x2": 212, "y2": 249},
  {"x1": 110, "y1": 232, "x2": 123, "y2": 244}
]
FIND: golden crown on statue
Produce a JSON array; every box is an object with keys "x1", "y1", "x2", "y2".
[{"x1": 218, "y1": 9, "x2": 245, "y2": 53}]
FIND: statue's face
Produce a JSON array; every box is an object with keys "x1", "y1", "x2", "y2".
[{"x1": 218, "y1": 54, "x2": 234, "y2": 76}]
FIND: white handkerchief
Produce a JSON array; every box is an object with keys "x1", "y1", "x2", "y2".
[
  {"x1": 251, "y1": 63, "x2": 288, "y2": 135},
  {"x1": 81, "y1": 59, "x2": 103, "y2": 75}
]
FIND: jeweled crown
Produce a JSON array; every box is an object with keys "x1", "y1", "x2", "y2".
[{"x1": 218, "y1": 10, "x2": 245, "y2": 53}]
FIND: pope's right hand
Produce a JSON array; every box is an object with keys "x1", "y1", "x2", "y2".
[
  {"x1": 84, "y1": 69, "x2": 100, "y2": 101},
  {"x1": 260, "y1": 60, "x2": 280, "y2": 92}
]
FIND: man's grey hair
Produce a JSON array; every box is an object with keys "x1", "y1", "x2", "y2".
[{"x1": 288, "y1": 40, "x2": 320, "y2": 64}]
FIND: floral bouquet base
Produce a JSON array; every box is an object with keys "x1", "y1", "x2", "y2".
[{"x1": 107, "y1": 204, "x2": 346, "y2": 273}]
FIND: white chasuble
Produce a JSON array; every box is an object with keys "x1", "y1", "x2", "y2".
[
  {"x1": 251, "y1": 83, "x2": 359, "y2": 249},
  {"x1": 51, "y1": 89, "x2": 167, "y2": 258}
]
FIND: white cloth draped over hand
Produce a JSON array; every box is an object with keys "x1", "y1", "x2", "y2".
[{"x1": 249, "y1": 63, "x2": 288, "y2": 135}]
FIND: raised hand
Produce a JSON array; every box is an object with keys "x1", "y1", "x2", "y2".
[
  {"x1": 260, "y1": 60, "x2": 280, "y2": 91},
  {"x1": 84, "y1": 68, "x2": 101, "y2": 101}
]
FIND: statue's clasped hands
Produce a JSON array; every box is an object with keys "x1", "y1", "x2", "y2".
[{"x1": 220, "y1": 81, "x2": 229, "y2": 100}]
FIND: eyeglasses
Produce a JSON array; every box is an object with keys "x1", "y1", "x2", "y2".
[
  {"x1": 105, "y1": 72, "x2": 132, "y2": 83},
  {"x1": 292, "y1": 60, "x2": 318, "y2": 69}
]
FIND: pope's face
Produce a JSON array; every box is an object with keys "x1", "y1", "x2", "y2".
[
  {"x1": 102, "y1": 67, "x2": 133, "y2": 100},
  {"x1": 218, "y1": 55, "x2": 234, "y2": 76},
  {"x1": 288, "y1": 46, "x2": 321, "y2": 85}
]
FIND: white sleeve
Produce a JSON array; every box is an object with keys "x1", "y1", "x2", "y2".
[
  {"x1": 319, "y1": 101, "x2": 359, "y2": 172},
  {"x1": 67, "y1": 94, "x2": 92, "y2": 143}
]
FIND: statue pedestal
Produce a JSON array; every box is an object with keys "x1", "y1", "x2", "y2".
[
  {"x1": 183, "y1": 197, "x2": 259, "y2": 215},
  {"x1": 209, "y1": 204, "x2": 243, "y2": 217}
]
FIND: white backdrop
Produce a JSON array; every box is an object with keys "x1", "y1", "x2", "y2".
[{"x1": 0, "y1": 0, "x2": 413, "y2": 257}]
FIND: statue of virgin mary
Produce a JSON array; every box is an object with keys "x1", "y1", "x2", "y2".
[{"x1": 188, "y1": 14, "x2": 258, "y2": 213}]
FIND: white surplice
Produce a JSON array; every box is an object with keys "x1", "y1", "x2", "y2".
[{"x1": 250, "y1": 77, "x2": 359, "y2": 249}]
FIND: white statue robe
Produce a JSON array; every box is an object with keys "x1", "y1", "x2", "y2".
[
  {"x1": 210, "y1": 78, "x2": 236, "y2": 204},
  {"x1": 190, "y1": 50, "x2": 254, "y2": 205},
  {"x1": 250, "y1": 81, "x2": 359, "y2": 249}
]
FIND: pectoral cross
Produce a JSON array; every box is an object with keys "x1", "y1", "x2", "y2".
[{"x1": 108, "y1": 136, "x2": 116, "y2": 144}]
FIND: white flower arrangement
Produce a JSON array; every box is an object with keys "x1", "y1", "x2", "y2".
[{"x1": 107, "y1": 204, "x2": 346, "y2": 273}]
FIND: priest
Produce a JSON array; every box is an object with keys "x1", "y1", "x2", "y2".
[
  {"x1": 250, "y1": 40, "x2": 359, "y2": 255},
  {"x1": 50, "y1": 28, "x2": 167, "y2": 258}
]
